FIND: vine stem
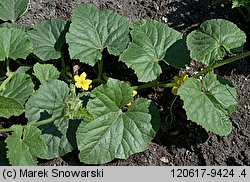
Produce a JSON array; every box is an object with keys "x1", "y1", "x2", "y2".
[
  {"x1": 0, "y1": 58, "x2": 14, "y2": 91},
  {"x1": 194, "y1": 51, "x2": 250, "y2": 78},
  {"x1": 0, "y1": 72, "x2": 14, "y2": 91},
  {"x1": 133, "y1": 82, "x2": 175, "y2": 90},
  {"x1": 0, "y1": 115, "x2": 62, "y2": 133}
]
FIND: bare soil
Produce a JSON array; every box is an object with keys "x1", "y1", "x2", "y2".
[{"x1": 17, "y1": 0, "x2": 250, "y2": 166}]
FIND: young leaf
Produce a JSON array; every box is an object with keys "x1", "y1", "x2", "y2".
[
  {"x1": 0, "y1": 96, "x2": 24, "y2": 118},
  {"x1": 5, "y1": 125, "x2": 46, "y2": 166},
  {"x1": 25, "y1": 80, "x2": 69, "y2": 123},
  {"x1": 28, "y1": 19, "x2": 69, "y2": 61},
  {"x1": 77, "y1": 78, "x2": 160, "y2": 164},
  {"x1": 66, "y1": 3, "x2": 130, "y2": 66},
  {"x1": 187, "y1": 19, "x2": 246, "y2": 65},
  {"x1": 120, "y1": 20, "x2": 182, "y2": 82},
  {"x1": 0, "y1": 73, "x2": 34, "y2": 105},
  {"x1": 0, "y1": 0, "x2": 29, "y2": 22},
  {"x1": 0, "y1": 28, "x2": 33, "y2": 61},
  {"x1": 33, "y1": 63, "x2": 60, "y2": 83},
  {"x1": 178, "y1": 72, "x2": 237, "y2": 136}
]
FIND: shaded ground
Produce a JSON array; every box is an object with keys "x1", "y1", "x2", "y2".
[{"x1": 19, "y1": 0, "x2": 250, "y2": 166}]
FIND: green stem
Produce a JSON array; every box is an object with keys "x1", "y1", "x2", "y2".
[
  {"x1": 194, "y1": 51, "x2": 250, "y2": 78},
  {"x1": 61, "y1": 54, "x2": 66, "y2": 71},
  {"x1": 0, "y1": 115, "x2": 61, "y2": 133},
  {"x1": 97, "y1": 59, "x2": 104, "y2": 81},
  {"x1": 60, "y1": 55, "x2": 72, "y2": 82},
  {"x1": 0, "y1": 72, "x2": 14, "y2": 91},
  {"x1": 133, "y1": 82, "x2": 175, "y2": 90}
]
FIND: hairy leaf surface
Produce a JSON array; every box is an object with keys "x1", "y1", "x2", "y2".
[
  {"x1": 0, "y1": 96, "x2": 24, "y2": 118},
  {"x1": 0, "y1": 28, "x2": 32, "y2": 61},
  {"x1": 25, "y1": 80, "x2": 69, "y2": 123},
  {"x1": 187, "y1": 19, "x2": 246, "y2": 65},
  {"x1": 28, "y1": 19, "x2": 69, "y2": 61},
  {"x1": 33, "y1": 63, "x2": 60, "y2": 83},
  {"x1": 120, "y1": 20, "x2": 182, "y2": 82},
  {"x1": 66, "y1": 3, "x2": 130, "y2": 66},
  {"x1": 178, "y1": 72, "x2": 237, "y2": 136},
  {"x1": 5, "y1": 125, "x2": 46, "y2": 166},
  {"x1": 0, "y1": 73, "x2": 34, "y2": 105},
  {"x1": 0, "y1": 0, "x2": 29, "y2": 22},
  {"x1": 77, "y1": 79, "x2": 160, "y2": 164}
]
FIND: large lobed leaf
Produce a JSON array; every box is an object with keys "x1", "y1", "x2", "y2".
[
  {"x1": 0, "y1": 0, "x2": 29, "y2": 22},
  {"x1": 187, "y1": 19, "x2": 246, "y2": 65},
  {"x1": 77, "y1": 78, "x2": 160, "y2": 164},
  {"x1": 66, "y1": 3, "x2": 130, "y2": 66},
  {"x1": 178, "y1": 72, "x2": 237, "y2": 136},
  {"x1": 5, "y1": 125, "x2": 46, "y2": 166},
  {"x1": 120, "y1": 20, "x2": 183, "y2": 82},
  {"x1": 0, "y1": 28, "x2": 33, "y2": 61},
  {"x1": 25, "y1": 80, "x2": 69, "y2": 123},
  {"x1": 25, "y1": 80, "x2": 78, "y2": 159},
  {"x1": 38, "y1": 118, "x2": 74, "y2": 160},
  {"x1": 28, "y1": 19, "x2": 69, "y2": 61}
]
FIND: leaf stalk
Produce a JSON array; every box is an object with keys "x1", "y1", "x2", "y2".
[{"x1": 194, "y1": 51, "x2": 250, "y2": 78}]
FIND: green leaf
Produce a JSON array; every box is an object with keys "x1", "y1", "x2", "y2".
[
  {"x1": 77, "y1": 78, "x2": 159, "y2": 164},
  {"x1": 187, "y1": 19, "x2": 246, "y2": 65},
  {"x1": 15, "y1": 66, "x2": 31, "y2": 74},
  {"x1": 38, "y1": 118, "x2": 74, "y2": 160},
  {"x1": 66, "y1": 3, "x2": 130, "y2": 66},
  {"x1": 164, "y1": 37, "x2": 190, "y2": 68},
  {"x1": 0, "y1": 28, "x2": 33, "y2": 61},
  {"x1": 25, "y1": 80, "x2": 69, "y2": 123},
  {"x1": 0, "y1": 96, "x2": 24, "y2": 118},
  {"x1": 178, "y1": 72, "x2": 237, "y2": 136},
  {"x1": 25, "y1": 80, "x2": 76, "y2": 159},
  {"x1": 0, "y1": 22, "x2": 30, "y2": 31},
  {"x1": 0, "y1": 73, "x2": 34, "y2": 105},
  {"x1": 120, "y1": 20, "x2": 182, "y2": 82},
  {"x1": 28, "y1": 19, "x2": 69, "y2": 61},
  {"x1": 232, "y1": 0, "x2": 250, "y2": 8},
  {"x1": 5, "y1": 125, "x2": 46, "y2": 166},
  {"x1": 33, "y1": 63, "x2": 60, "y2": 83},
  {"x1": 0, "y1": 0, "x2": 29, "y2": 22}
]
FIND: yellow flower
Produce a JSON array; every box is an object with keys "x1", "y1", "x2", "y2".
[
  {"x1": 127, "y1": 90, "x2": 138, "y2": 106},
  {"x1": 171, "y1": 74, "x2": 189, "y2": 95},
  {"x1": 133, "y1": 90, "x2": 137, "y2": 97},
  {"x1": 74, "y1": 72, "x2": 92, "y2": 91}
]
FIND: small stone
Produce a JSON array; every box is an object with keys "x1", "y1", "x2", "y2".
[{"x1": 160, "y1": 157, "x2": 169, "y2": 163}]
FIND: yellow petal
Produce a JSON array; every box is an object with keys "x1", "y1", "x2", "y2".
[
  {"x1": 75, "y1": 81, "x2": 83, "y2": 88},
  {"x1": 133, "y1": 90, "x2": 137, "y2": 97},
  {"x1": 74, "y1": 75, "x2": 80, "y2": 82},
  {"x1": 82, "y1": 79, "x2": 92, "y2": 91},
  {"x1": 171, "y1": 86, "x2": 178, "y2": 95},
  {"x1": 80, "y1": 72, "x2": 87, "y2": 80}
]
